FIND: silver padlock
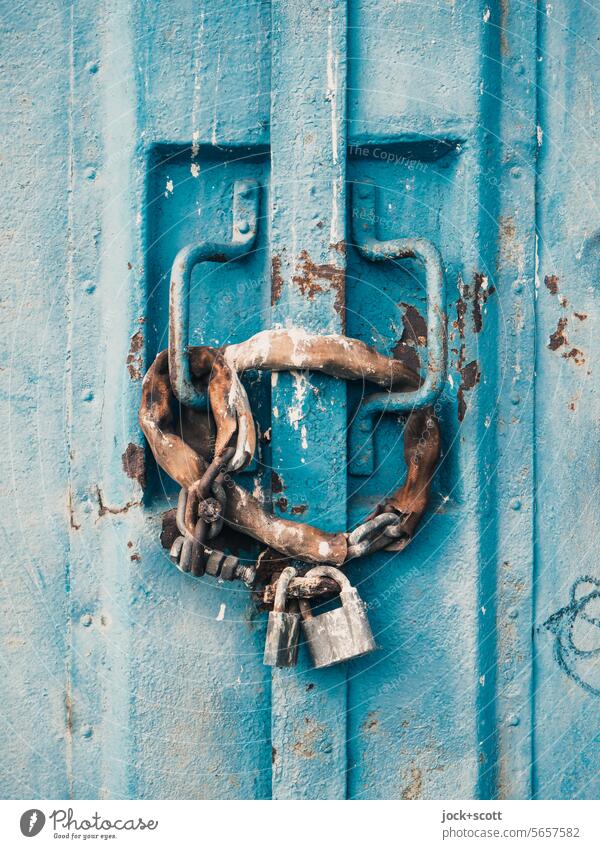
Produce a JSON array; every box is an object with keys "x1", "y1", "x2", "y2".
[
  {"x1": 299, "y1": 566, "x2": 376, "y2": 669},
  {"x1": 263, "y1": 566, "x2": 301, "y2": 668}
]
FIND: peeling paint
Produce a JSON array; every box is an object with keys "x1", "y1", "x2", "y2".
[
  {"x1": 401, "y1": 765, "x2": 423, "y2": 800},
  {"x1": 126, "y1": 330, "x2": 144, "y2": 380},
  {"x1": 292, "y1": 249, "x2": 345, "y2": 320},
  {"x1": 271, "y1": 255, "x2": 283, "y2": 305},
  {"x1": 121, "y1": 443, "x2": 146, "y2": 489},
  {"x1": 548, "y1": 317, "x2": 568, "y2": 351},
  {"x1": 457, "y1": 360, "x2": 481, "y2": 422}
]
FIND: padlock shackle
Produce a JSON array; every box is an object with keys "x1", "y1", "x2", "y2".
[
  {"x1": 303, "y1": 565, "x2": 351, "y2": 593},
  {"x1": 273, "y1": 566, "x2": 298, "y2": 613},
  {"x1": 298, "y1": 598, "x2": 313, "y2": 620}
]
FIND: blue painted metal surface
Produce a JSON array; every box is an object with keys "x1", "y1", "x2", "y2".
[{"x1": 1, "y1": 0, "x2": 600, "y2": 801}]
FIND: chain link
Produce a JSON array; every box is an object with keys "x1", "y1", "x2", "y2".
[{"x1": 140, "y1": 329, "x2": 441, "y2": 598}]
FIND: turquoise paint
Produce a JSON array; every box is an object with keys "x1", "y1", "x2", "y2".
[{"x1": 0, "y1": 0, "x2": 599, "y2": 801}]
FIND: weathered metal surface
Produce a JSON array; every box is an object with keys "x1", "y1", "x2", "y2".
[
  {"x1": 1, "y1": 0, "x2": 599, "y2": 802},
  {"x1": 534, "y1": 2, "x2": 600, "y2": 801}
]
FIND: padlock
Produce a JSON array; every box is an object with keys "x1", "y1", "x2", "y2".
[
  {"x1": 263, "y1": 566, "x2": 301, "y2": 668},
  {"x1": 299, "y1": 566, "x2": 376, "y2": 669}
]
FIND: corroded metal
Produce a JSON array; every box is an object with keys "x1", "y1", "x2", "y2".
[
  {"x1": 223, "y1": 328, "x2": 419, "y2": 389},
  {"x1": 263, "y1": 566, "x2": 301, "y2": 667},
  {"x1": 299, "y1": 567, "x2": 377, "y2": 668},
  {"x1": 140, "y1": 330, "x2": 440, "y2": 570},
  {"x1": 139, "y1": 354, "x2": 348, "y2": 565}
]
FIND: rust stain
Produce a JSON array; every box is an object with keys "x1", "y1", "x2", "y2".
[
  {"x1": 68, "y1": 488, "x2": 80, "y2": 531},
  {"x1": 574, "y1": 312, "x2": 588, "y2": 321},
  {"x1": 454, "y1": 276, "x2": 469, "y2": 373},
  {"x1": 401, "y1": 765, "x2": 423, "y2": 800},
  {"x1": 121, "y1": 443, "x2": 146, "y2": 489},
  {"x1": 329, "y1": 239, "x2": 346, "y2": 255},
  {"x1": 393, "y1": 303, "x2": 428, "y2": 373},
  {"x1": 130, "y1": 553, "x2": 141, "y2": 562},
  {"x1": 292, "y1": 249, "x2": 345, "y2": 324},
  {"x1": 457, "y1": 360, "x2": 481, "y2": 422},
  {"x1": 291, "y1": 716, "x2": 326, "y2": 760},
  {"x1": 160, "y1": 508, "x2": 180, "y2": 550},
  {"x1": 290, "y1": 504, "x2": 307, "y2": 515},
  {"x1": 402, "y1": 303, "x2": 428, "y2": 346},
  {"x1": 461, "y1": 360, "x2": 480, "y2": 391},
  {"x1": 276, "y1": 496, "x2": 288, "y2": 513},
  {"x1": 544, "y1": 274, "x2": 559, "y2": 295},
  {"x1": 473, "y1": 272, "x2": 495, "y2": 333},
  {"x1": 271, "y1": 255, "x2": 283, "y2": 305},
  {"x1": 562, "y1": 347, "x2": 585, "y2": 366},
  {"x1": 96, "y1": 487, "x2": 140, "y2": 517},
  {"x1": 65, "y1": 691, "x2": 73, "y2": 734},
  {"x1": 127, "y1": 330, "x2": 144, "y2": 380},
  {"x1": 548, "y1": 317, "x2": 568, "y2": 351},
  {"x1": 362, "y1": 712, "x2": 379, "y2": 734},
  {"x1": 271, "y1": 471, "x2": 285, "y2": 494},
  {"x1": 498, "y1": 215, "x2": 517, "y2": 268}
]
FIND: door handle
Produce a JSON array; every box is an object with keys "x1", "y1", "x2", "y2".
[
  {"x1": 168, "y1": 179, "x2": 260, "y2": 408},
  {"x1": 349, "y1": 181, "x2": 447, "y2": 475}
]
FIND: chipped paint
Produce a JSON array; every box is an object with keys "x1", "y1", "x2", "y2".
[
  {"x1": 548, "y1": 316, "x2": 568, "y2": 351},
  {"x1": 126, "y1": 329, "x2": 144, "y2": 380},
  {"x1": 121, "y1": 442, "x2": 146, "y2": 489}
]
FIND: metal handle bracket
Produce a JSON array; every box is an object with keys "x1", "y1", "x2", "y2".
[
  {"x1": 168, "y1": 179, "x2": 260, "y2": 408},
  {"x1": 349, "y1": 181, "x2": 447, "y2": 475}
]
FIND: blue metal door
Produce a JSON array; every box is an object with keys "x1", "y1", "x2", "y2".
[{"x1": 2, "y1": 0, "x2": 599, "y2": 800}]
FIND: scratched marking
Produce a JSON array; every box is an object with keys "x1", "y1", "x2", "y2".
[{"x1": 543, "y1": 577, "x2": 600, "y2": 696}]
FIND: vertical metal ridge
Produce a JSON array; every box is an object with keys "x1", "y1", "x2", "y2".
[
  {"x1": 488, "y1": 0, "x2": 539, "y2": 800},
  {"x1": 269, "y1": 0, "x2": 349, "y2": 800},
  {"x1": 95, "y1": 0, "x2": 146, "y2": 799},
  {"x1": 531, "y1": 0, "x2": 543, "y2": 800},
  {"x1": 64, "y1": 0, "x2": 76, "y2": 801}
]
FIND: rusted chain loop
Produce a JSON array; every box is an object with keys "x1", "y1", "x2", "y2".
[
  {"x1": 346, "y1": 513, "x2": 402, "y2": 559},
  {"x1": 139, "y1": 330, "x2": 441, "y2": 576},
  {"x1": 173, "y1": 489, "x2": 209, "y2": 576},
  {"x1": 184, "y1": 446, "x2": 235, "y2": 538}
]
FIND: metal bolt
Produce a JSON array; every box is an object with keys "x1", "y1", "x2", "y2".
[
  {"x1": 506, "y1": 713, "x2": 520, "y2": 727},
  {"x1": 238, "y1": 219, "x2": 250, "y2": 235},
  {"x1": 80, "y1": 613, "x2": 93, "y2": 627},
  {"x1": 235, "y1": 564, "x2": 257, "y2": 588},
  {"x1": 510, "y1": 497, "x2": 522, "y2": 511}
]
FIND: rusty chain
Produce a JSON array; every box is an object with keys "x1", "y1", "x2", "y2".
[{"x1": 139, "y1": 329, "x2": 441, "y2": 602}]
